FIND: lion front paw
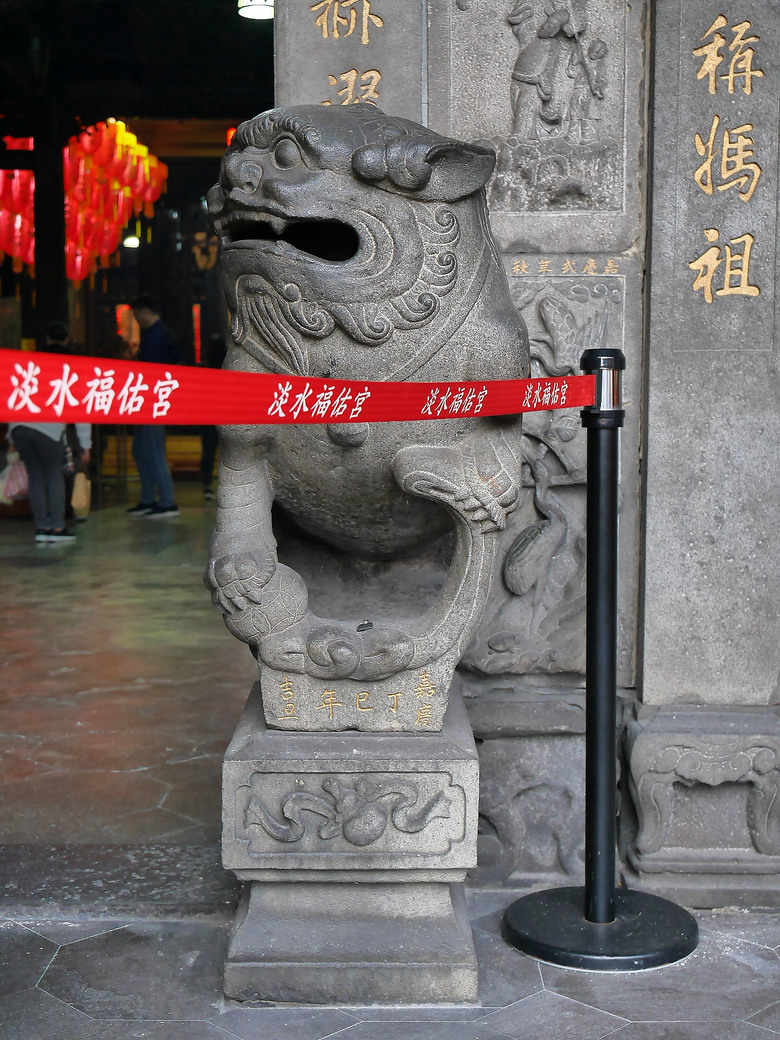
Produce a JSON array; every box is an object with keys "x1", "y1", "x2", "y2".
[
  {"x1": 204, "y1": 549, "x2": 276, "y2": 616},
  {"x1": 393, "y1": 444, "x2": 518, "y2": 532}
]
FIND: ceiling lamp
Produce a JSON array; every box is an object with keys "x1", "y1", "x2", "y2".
[{"x1": 238, "y1": 0, "x2": 274, "y2": 18}]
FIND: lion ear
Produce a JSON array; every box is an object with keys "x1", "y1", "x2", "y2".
[
  {"x1": 352, "y1": 137, "x2": 495, "y2": 201},
  {"x1": 419, "y1": 141, "x2": 496, "y2": 201}
]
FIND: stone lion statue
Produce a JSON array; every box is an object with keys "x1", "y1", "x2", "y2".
[{"x1": 205, "y1": 104, "x2": 529, "y2": 732}]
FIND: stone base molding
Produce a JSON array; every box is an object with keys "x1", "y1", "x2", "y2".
[
  {"x1": 222, "y1": 684, "x2": 479, "y2": 1003},
  {"x1": 625, "y1": 704, "x2": 780, "y2": 907}
]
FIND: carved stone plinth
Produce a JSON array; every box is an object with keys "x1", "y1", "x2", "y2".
[
  {"x1": 625, "y1": 705, "x2": 780, "y2": 908},
  {"x1": 222, "y1": 684, "x2": 479, "y2": 1003},
  {"x1": 225, "y1": 881, "x2": 476, "y2": 1005}
]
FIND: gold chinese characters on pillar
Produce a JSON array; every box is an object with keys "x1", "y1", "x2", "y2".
[
  {"x1": 277, "y1": 0, "x2": 422, "y2": 123},
  {"x1": 310, "y1": 0, "x2": 385, "y2": 107},
  {"x1": 689, "y1": 14, "x2": 764, "y2": 303}
]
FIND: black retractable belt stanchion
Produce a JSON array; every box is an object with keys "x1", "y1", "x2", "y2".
[{"x1": 501, "y1": 348, "x2": 699, "y2": 970}]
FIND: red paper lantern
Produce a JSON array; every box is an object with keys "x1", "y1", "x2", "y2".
[{"x1": 0, "y1": 120, "x2": 167, "y2": 284}]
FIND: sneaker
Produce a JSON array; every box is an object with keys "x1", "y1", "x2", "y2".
[
  {"x1": 204, "y1": 488, "x2": 214, "y2": 501},
  {"x1": 127, "y1": 502, "x2": 155, "y2": 516},
  {"x1": 35, "y1": 528, "x2": 53, "y2": 543},
  {"x1": 146, "y1": 503, "x2": 180, "y2": 519},
  {"x1": 47, "y1": 528, "x2": 76, "y2": 543}
]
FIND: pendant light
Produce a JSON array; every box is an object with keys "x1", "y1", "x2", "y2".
[{"x1": 238, "y1": 0, "x2": 274, "y2": 19}]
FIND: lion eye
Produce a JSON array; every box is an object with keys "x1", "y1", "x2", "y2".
[{"x1": 273, "y1": 138, "x2": 302, "y2": 170}]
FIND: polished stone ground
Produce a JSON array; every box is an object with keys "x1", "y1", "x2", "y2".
[{"x1": 2, "y1": 485, "x2": 780, "y2": 1040}]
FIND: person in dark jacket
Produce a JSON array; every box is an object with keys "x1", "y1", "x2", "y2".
[{"x1": 126, "y1": 295, "x2": 180, "y2": 517}]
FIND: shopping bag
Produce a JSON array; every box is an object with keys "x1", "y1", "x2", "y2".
[
  {"x1": 71, "y1": 472, "x2": 91, "y2": 518},
  {"x1": 0, "y1": 451, "x2": 29, "y2": 504}
]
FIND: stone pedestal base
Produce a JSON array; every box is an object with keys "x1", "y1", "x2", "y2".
[
  {"x1": 625, "y1": 704, "x2": 780, "y2": 907},
  {"x1": 222, "y1": 684, "x2": 479, "y2": 1003},
  {"x1": 224, "y1": 880, "x2": 477, "y2": 1003}
]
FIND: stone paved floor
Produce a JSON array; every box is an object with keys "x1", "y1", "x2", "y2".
[{"x1": 2, "y1": 485, "x2": 780, "y2": 1040}]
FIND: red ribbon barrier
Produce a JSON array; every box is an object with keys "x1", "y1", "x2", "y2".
[{"x1": 0, "y1": 349, "x2": 595, "y2": 425}]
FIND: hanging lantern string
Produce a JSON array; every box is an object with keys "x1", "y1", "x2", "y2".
[{"x1": 0, "y1": 119, "x2": 168, "y2": 285}]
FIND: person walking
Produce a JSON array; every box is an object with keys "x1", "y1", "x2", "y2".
[
  {"x1": 6, "y1": 321, "x2": 91, "y2": 543},
  {"x1": 7, "y1": 420, "x2": 91, "y2": 544},
  {"x1": 126, "y1": 295, "x2": 180, "y2": 518}
]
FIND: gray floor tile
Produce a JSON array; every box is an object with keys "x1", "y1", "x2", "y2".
[
  {"x1": 2, "y1": 987, "x2": 232, "y2": 1040},
  {"x1": 77, "y1": 1023, "x2": 235, "y2": 1040},
  {"x1": 348, "y1": 1006, "x2": 492, "y2": 1022},
  {"x1": 0, "y1": 988, "x2": 97, "y2": 1040},
  {"x1": 0, "y1": 922, "x2": 58, "y2": 995},
  {"x1": 540, "y1": 928, "x2": 780, "y2": 1022},
  {"x1": 18, "y1": 919, "x2": 126, "y2": 945},
  {"x1": 38, "y1": 921, "x2": 227, "y2": 1021},
  {"x1": 312, "y1": 1022, "x2": 513, "y2": 1040},
  {"x1": 473, "y1": 927, "x2": 544, "y2": 1008},
  {"x1": 467, "y1": 890, "x2": 524, "y2": 921},
  {"x1": 481, "y1": 990, "x2": 626, "y2": 1040},
  {"x1": 608, "y1": 1025, "x2": 774, "y2": 1040},
  {"x1": 748, "y1": 1001, "x2": 780, "y2": 1034},
  {"x1": 0, "y1": 844, "x2": 238, "y2": 919},
  {"x1": 700, "y1": 909, "x2": 780, "y2": 951},
  {"x1": 471, "y1": 907, "x2": 505, "y2": 937},
  {"x1": 214, "y1": 1006, "x2": 358, "y2": 1040},
  {"x1": 0, "y1": 769, "x2": 170, "y2": 844}
]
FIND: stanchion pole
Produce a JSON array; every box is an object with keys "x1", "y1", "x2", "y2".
[
  {"x1": 501, "y1": 348, "x2": 699, "y2": 971},
  {"x1": 583, "y1": 348, "x2": 622, "y2": 925}
]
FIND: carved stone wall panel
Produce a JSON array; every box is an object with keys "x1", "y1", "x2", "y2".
[
  {"x1": 428, "y1": 0, "x2": 647, "y2": 253},
  {"x1": 425, "y1": 2, "x2": 647, "y2": 686},
  {"x1": 472, "y1": 734, "x2": 586, "y2": 886},
  {"x1": 462, "y1": 255, "x2": 641, "y2": 686}
]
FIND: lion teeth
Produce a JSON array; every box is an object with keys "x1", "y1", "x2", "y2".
[{"x1": 268, "y1": 216, "x2": 288, "y2": 235}]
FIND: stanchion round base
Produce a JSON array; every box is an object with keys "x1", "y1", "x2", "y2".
[{"x1": 502, "y1": 887, "x2": 698, "y2": 971}]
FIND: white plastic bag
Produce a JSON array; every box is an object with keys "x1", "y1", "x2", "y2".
[{"x1": 0, "y1": 451, "x2": 29, "y2": 504}]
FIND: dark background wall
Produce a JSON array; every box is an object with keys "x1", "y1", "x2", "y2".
[{"x1": 0, "y1": 0, "x2": 275, "y2": 354}]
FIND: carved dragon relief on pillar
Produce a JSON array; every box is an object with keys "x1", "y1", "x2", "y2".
[{"x1": 462, "y1": 276, "x2": 621, "y2": 677}]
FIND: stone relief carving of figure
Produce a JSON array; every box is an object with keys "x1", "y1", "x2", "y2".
[
  {"x1": 488, "y1": 0, "x2": 618, "y2": 211},
  {"x1": 205, "y1": 104, "x2": 529, "y2": 731},
  {"x1": 565, "y1": 38, "x2": 607, "y2": 144},
  {"x1": 509, "y1": 1, "x2": 605, "y2": 141},
  {"x1": 509, "y1": 4, "x2": 577, "y2": 140}
]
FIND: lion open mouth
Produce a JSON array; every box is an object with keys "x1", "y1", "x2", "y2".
[{"x1": 222, "y1": 213, "x2": 360, "y2": 263}]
